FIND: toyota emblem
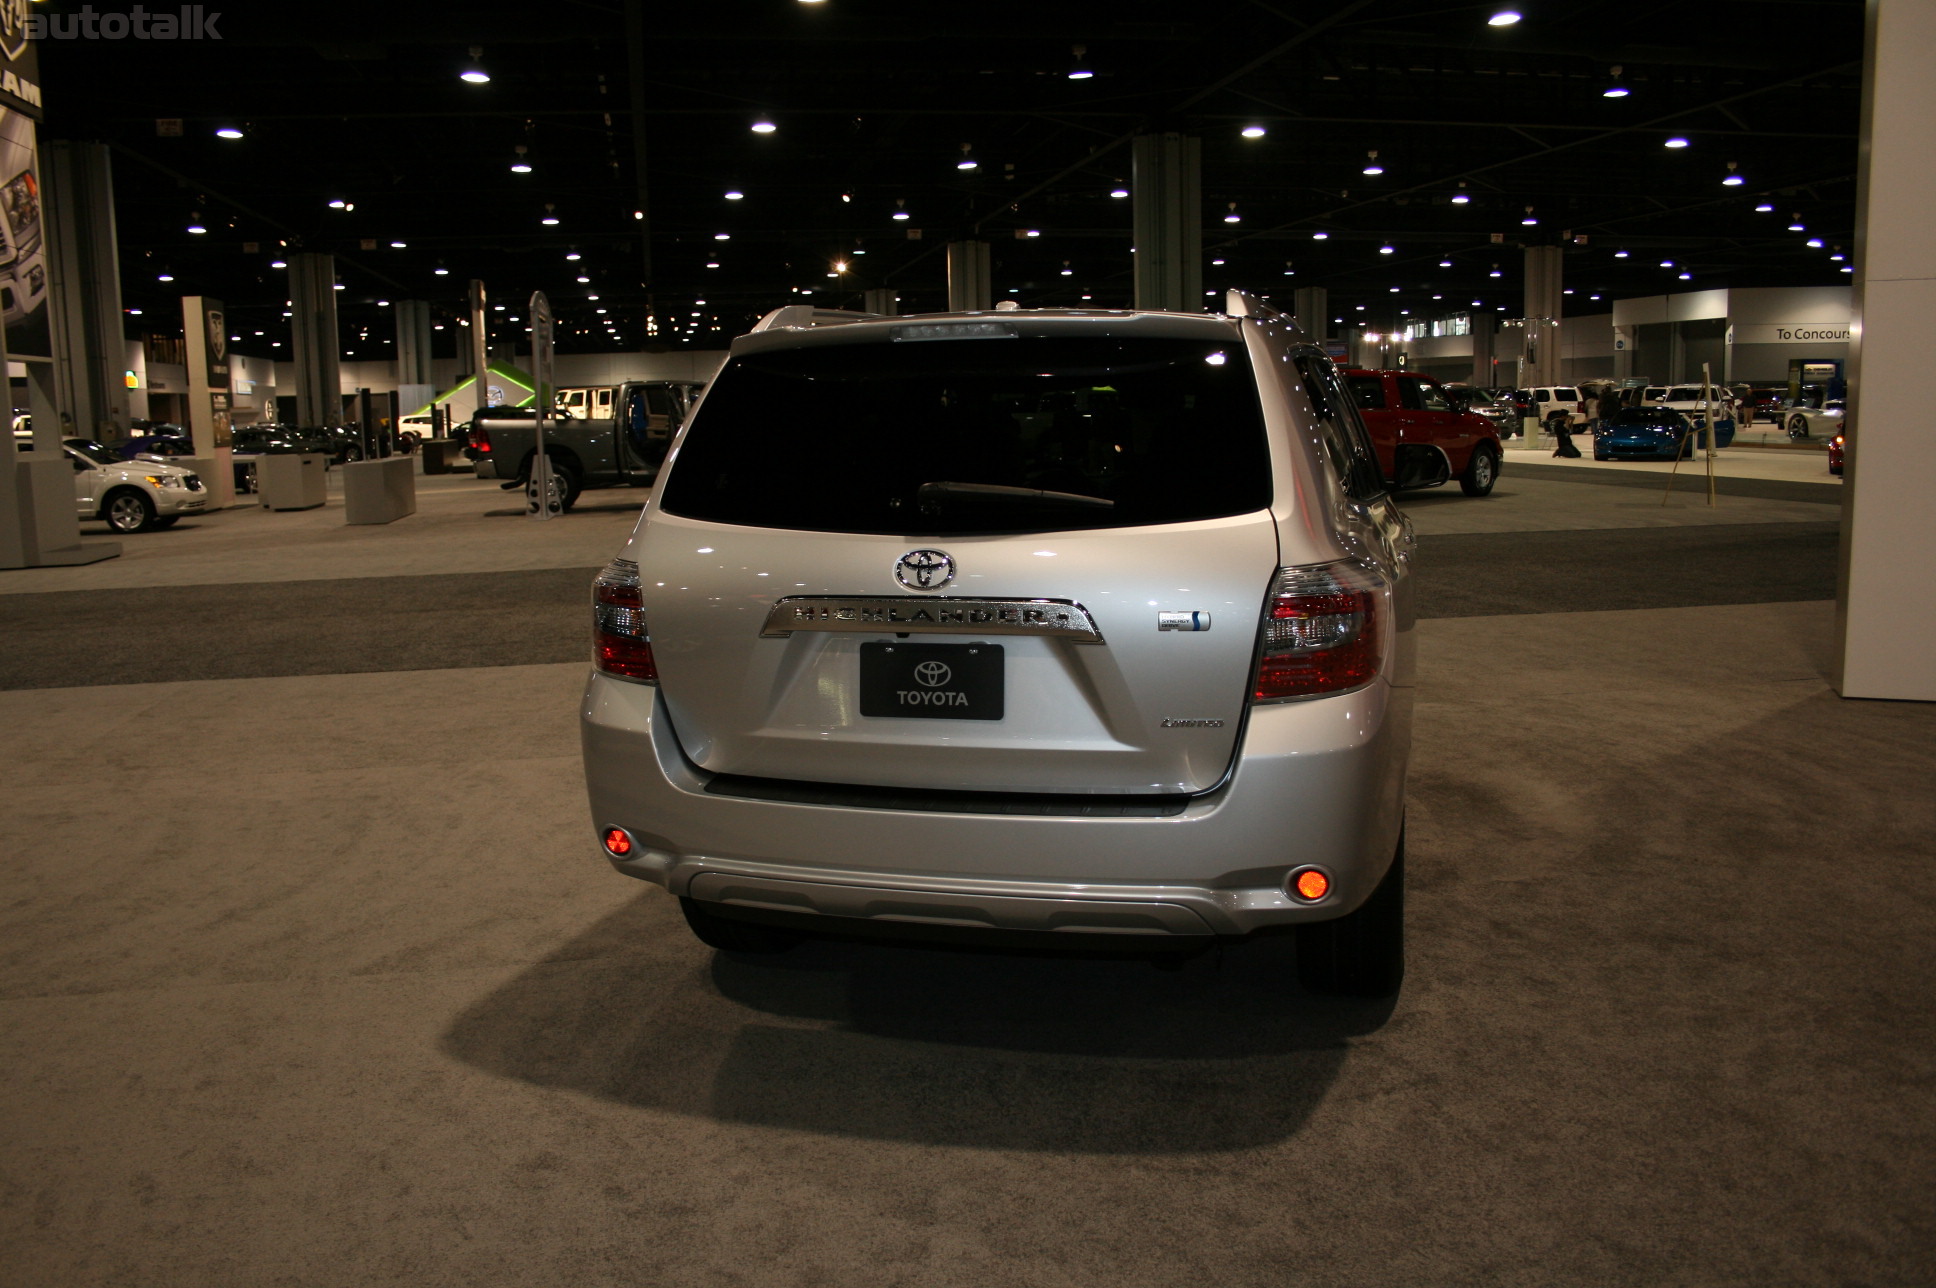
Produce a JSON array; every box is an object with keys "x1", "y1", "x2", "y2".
[
  {"x1": 914, "y1": 661, "x2": 952, "y2": 687},
  {"x1": 894, "y1": 549, "x2": 955, "y2": 591}
]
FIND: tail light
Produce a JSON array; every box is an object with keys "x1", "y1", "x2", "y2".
[
  {"x1": 473, "y1": 427, "x2": 492, "y2": 453},
  {"x1": 1253, "y1": 561, "x2": 1384, "y2": 701},
  {"x1": 592, "y1": 558, "x2": 657, "y2": 682}
]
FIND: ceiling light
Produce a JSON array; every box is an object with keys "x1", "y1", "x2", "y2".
[
  {"x1": 891, "y1": 198, "x2": 910, "y2": 220},
  {"x1": 1211, "y1": 258, "x2": 1225, "y2": 266},
  {"x1": 215, "y1": 126, "x2": 244, "y2": 140},
  {"x1": 328, "y1": 199, "x2": 346, "y2": 209},
  {"x1": 390, "y1": 240, "x2": 406, "y2": 248},
  {"x1": 1110, "y1": 187, "x2": 1130, "y2": 200},
  {"x1": 511, "y1": 145, "x2": 532, "y2": 174},
  {"x1": 1842, "y1": 266, "x2": 1853, "y2": 273},
  {"x1": 1789, "y1": 216, "x2": 1805, "y2": 231},
  {"x1": 186, "y1": 222, "x2": 206, "y2": 234},
  {"x1": 1755, "y1": 204, "x2": 1775, "y2": 213},
  {"x1": 957, "y1": 144, "x2": 978, "y2": 171},
  {"x1": 271, "y1": 259, "x2": 287, "y2": 269},
  {"x1": 1521, "y1": 206, "x2": 1538, "y2": 225},
  {"x1": 1363, "y1": 150, "x2": 1383, "y2": 176},
  {"x1": 1830, "y1": 253, "x2": 1845, "y2": 262},
  {"x1": 576, "y1": 275, "x2": 590, "y2": 283},
  {"x1": 1312, "y1": 231, "x2": 1328, "y2": 240},
  {"x1": 724, "y1": 188, "x2": 744, "y2": 200},
  {"x1": 1439, "y1": 259, "x2": 1453, "y2": 268},
  {"x1": 541, "y1": 216, "x2": 559, "y2": 226},
  {"x1": 1450, "y1": 183, "x2": 1470, "y2": 204},
  {"x1": 1678, "y1": 272, "x2": 1692, "y2": 280},
  {"x1": 1615, "y1": 249, "x2": 1630, "y2": 258},
  {"x1": 1241, "y1": 125, "x2": 1267, "y2": 139},
  {"x1": 1664, "y1": 136, "x2": 1690, "y2": 148},
  {"x1": 1603, "y1": 65, "x2": 1629, "y2": 97},
  {"x1": 1722, "y1": 162, "x2": 1744, "y2": 186},
  {"x1": 1489, "y1": 266, "x2": 1502, "y2": 277},
  {"x1": 1659, "y1": 260, "x2": 1674, "y2": 268},
  {"x1": 566, "y1": 252, "x2": 581, "y2": 261},
  {"x1": 1488, "y1": 10, "x2": 1521, "y2": 26},
  {"x1": 1807, "y1": 238, "x2": 1824, "y2": 248},
  {"x1": 714, "y1": 232, "x2": 731, "y2": 240},
  {"x1": 1067, "y1": 44, "x2": 1093, "y2": 79},
  {"x1": 433, "y1": 267, "x2": 448, "y2": 275},
  {"x1": 705, "y1": 261, "x2": 720, "y2": 268},
  {"x1": 750, "y1": 116, "x2": 777, "y2": 134},
  {"x1": 1024, "y1": 229, "x2": 1041, "y2": 237},
  {"x1": 1224, "y1": 203, "x2": 1241, "y2": 224},
  {"x1": 460, "y1": 46, "x2": 489, "y2": 84},
  {"x1": 157, "y1": 272, "x2": 174, "y2": 282},
  {"x1": 1379, "y1": 243, "x2": 1394, "y2": 254}
]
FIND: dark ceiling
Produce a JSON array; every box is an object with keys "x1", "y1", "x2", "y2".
[{"x1": 41, "y1": 0, "x2": 1865, "y2": 362}]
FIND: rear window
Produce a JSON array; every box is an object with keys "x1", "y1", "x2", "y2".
[{"x1": 659, "y1": 335, "x2": 1271, "y2": 535}]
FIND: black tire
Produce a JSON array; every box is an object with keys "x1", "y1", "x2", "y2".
[
  {"x1": 103, "y1": 488, "x2": 157, "y2": 534},
  {"x1": 679, "y1": 897, "x2": 803, "y2": 955},
  {"x1": 151, "y1": 516, "x2": 180, "y2": 529},
  {"x1": 1297, "y1": 835, "x2": 1405, "y2": 998},
  {"x1": 1787, "y1": 415, "x2": 1811, "y2": 440},
  {"x1": 1594, "y1": 450, "x2": 1609, "y2": 461},
  {"x1": 1458, "y1": 444, "x2": 1499, "y2": 496}
]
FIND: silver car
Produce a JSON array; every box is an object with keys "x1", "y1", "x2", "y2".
[{"x1": 580, "y1": 294, "x2": 1417, "y2": 995}]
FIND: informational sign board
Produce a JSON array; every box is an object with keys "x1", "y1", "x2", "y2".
[
  {"x1": 0, "y1": 15, "x2": 47, "y2": 363},
  {"x1": 527, "y1": 290, "x2": 556, "y2": 521}
]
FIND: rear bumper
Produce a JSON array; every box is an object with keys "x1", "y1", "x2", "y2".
[{"x1": 580, "y1": 671, "x2": 1409, "y2": 937}]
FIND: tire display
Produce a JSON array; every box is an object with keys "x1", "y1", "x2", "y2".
[{"x1": 103, "y1": 489, "x2": 157, "y2": 534}]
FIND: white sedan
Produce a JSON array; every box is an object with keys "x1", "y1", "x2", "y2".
[{"x1": 14, "y1": 434, "x2": 209, "y2": 532}]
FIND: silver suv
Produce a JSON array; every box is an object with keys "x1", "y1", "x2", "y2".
[{"x1": 580, "y1": 294, "x2": 1417, "y2": 995}]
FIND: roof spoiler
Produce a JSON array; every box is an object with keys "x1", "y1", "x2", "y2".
[
  {"x1": 749, "y1": 305, "x2": 886, "y2": 333},
  {"x1": 1222, "y1": 289, "x2": 1285, "y2": 321}
]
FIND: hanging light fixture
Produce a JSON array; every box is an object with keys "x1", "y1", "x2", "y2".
[
  {"x1": 1603, "y1": 65, "x2": 1630, "y2": 98},
  {"x1": 510, "y1": 145, "x2": 532, "y2": 174},
  {"x1": 1450, "y1": 182, "x2": 1470, "y2": 205},
  {"x1": 1241, "y1": 124, "x2": 1267, "y2": 139},
  {"x1": 1224, "y1": 202, "x2": 1241, "y2": 225},
  {"x1": 1721, "y1": 161, "x2": 1744, "y2": 186},
  {"x1": 1067, "y1": 45, "x2": 1094, "y2": 80},
  {"x1": 1521, "y1": 206, "x2": 1538, "y2": 226},
  {"x1": 892, "y1": 199, "x2": 910, "y2": 221},
  {"x1": 957, "y1": 144, "x2": 978, "y2": 172},
  {"x1": 541, "y1": 203, "x2": 559, "y2": 226},
  {"x1": 1363, "y1": 150, "x2": 1384, "y2": 176},
  {"x1": 460, "y1": 46, "x2": 490, "y2": 84}
]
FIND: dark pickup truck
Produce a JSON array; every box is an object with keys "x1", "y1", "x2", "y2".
[{"x1": 467, "y1": 379, "x2": 704, "y2": 511}]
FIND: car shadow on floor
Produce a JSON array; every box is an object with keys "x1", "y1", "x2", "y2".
[{"x1": 441, "y1": 891, "x2": 1395, "y2": 1153}]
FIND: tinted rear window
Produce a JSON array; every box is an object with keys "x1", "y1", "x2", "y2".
[{"x1": 659, "y1": 335, "x2": 1271, "y2": 535}]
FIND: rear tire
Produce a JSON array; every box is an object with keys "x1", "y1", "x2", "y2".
[
  {"x1": 1458, "y1": 444, "x2": 1499, "y2": 496},
  {"x1": 680, "y1": 897, "x2": 803, "y2": 955},
  {"x1": 1297, "y1": 835, "x2": 1404, "y2": 998}
]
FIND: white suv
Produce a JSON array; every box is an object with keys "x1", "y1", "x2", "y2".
[
  {"x1": 13, "y1": 435, "x2": 208, "y2": 532},
  {"x1": 1528, "y1": 385, "x2": 1588, "y2": 429},
  {"x1": 580, "y1": 295, "x2": 1417, "y2": 995}
]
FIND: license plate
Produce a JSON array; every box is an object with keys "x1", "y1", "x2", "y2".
[{"x1": 859, "y1": 643, "x2": 1004, "y2": 721}]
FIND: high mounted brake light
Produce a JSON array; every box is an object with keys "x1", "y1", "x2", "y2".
[
  {"x1": 592, "y1": 558, "x2": 656, "y2": 682},
  {"x1": 1253, "y1": 561, "x2": 1384, "y2": 701}
]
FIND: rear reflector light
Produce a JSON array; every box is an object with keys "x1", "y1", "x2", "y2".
[
  {"x1": 602, "y1": 827, "x2": 634, "y2": 857},
  {"x1": 1289, "y1": 867, "x2": 1331, "y2": 901},
  {"x1": 1254, "y1": 560, "x2": 1383, "y2": 701},
  {"x1": 592, "y1": 557, "x2": 657, "y2": 682}
]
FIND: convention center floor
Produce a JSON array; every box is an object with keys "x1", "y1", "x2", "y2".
[{"x1": 3, "y1": 453, "x2": 1928, "y2": 1287}]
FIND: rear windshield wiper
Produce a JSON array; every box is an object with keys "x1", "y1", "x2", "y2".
[{"x1": 915, "y1": 481, "x2": 1114, "y2": 511}]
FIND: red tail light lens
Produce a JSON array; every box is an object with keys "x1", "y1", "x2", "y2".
[
  {"x1": 473, "y1": 428, "x2": 492, "y2": 453},
  {"x1": 592, "y1": 558, "x2": 657, "y2": 682},
  {"x1": 1254, "y1": 561, "x2": 1383, "y2": 701}
]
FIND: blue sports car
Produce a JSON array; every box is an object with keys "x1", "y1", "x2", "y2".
[{"x1": 1594, "y1": 407, "x2": 1730, "y2": 460}]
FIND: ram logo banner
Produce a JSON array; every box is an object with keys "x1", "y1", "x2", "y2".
[{"x1": 22, "y1": 6, "x2": 224, "y2": 42}]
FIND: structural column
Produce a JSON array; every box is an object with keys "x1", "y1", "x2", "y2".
[
  {"x1": 289, "y1": 253, "x2": 343, "y2": 427},
  {"x1": 1470, "y1": 312, "x2": 1496, "y2": 389},
  {"x1": 1131, "y1": 134, "x2": 1201, "y2": 313},
  {"x1": 945, "y1": 243, "x2": 990, "y2": 312},
  {"x1": 1521, "y1": 245, "x2": 1562, "y2": 394},
  {"x1": 1292, "y1": 287, "x2": 1327, "y2": 340},
  {"x1": 393, "y1": 299, "x2": 434, "y2": 420},
  {"x1": 1835, "y1": 0, "x2": 1936, "y2": 701},
  {"x1": 43, "y1": 142, "x2": 129, "y2": 445},
  {"x1": 862, "y1": 288, "x2": 899, "y2": 316}
]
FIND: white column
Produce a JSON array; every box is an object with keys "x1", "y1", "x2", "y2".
[
  {"x1": 1835, "y1": 0, "x2": 1936, "y2": 700},
  {"x1": 1131, "y1": 134, "x2": 1202, "y2": 313},
  {"x1": 945, "y1": 242, "x2": 991, "y2": 312}
]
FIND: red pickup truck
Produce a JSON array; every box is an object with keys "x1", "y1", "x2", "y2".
[{"x1": 1342, "y1": 367, "x2": 1505, "y2": 496}]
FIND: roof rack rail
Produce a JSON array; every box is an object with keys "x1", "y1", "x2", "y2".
[
  {"x1": 1223, "y1": 289, "x2": 1285, "y2": 321},
  {"x1": 750, "y1": 305, "x2": 886, "y2": 333}
]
